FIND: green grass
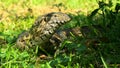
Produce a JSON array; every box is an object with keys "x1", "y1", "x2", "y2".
[{"x1": 0, "y1": 0, "x2": 120, "y2": 68}]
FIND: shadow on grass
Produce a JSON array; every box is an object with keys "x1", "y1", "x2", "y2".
[{"x1": 0, "y1": 1, "x2": 120, "y2": 68}]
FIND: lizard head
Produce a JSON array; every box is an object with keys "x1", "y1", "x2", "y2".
[
  {"x1": 44, "y1": 12, "x2": 71, "y2": 23},
  {"x1": 33, "y1": 12, "x2": 71, "y2": 27}
]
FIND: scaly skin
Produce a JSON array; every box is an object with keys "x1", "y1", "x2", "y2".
[
  {"x1": 16, "y1": 12, "x2": 71, "y2": 51},
  {"x1": 16, "y1": 12, "x2": 107, "y2": 55},
  {"x1": 50, "y1": 25, "x2": 106, "y2": 47},
  {"x1": 50, "y1": 27, "x2": 82, "y2": 46}
]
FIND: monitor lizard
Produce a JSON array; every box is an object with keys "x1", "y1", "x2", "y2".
[{"x1": 16, "y1": 12, "x2": 71, "y2": 54}]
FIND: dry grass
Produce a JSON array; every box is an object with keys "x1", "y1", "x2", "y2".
[{"x1": 0, "y1": 0, "x2": 98, "y2": 22}]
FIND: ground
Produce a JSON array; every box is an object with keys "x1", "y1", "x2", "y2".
[{"x1": 0, "y1": 0, "x2": 120, "y2": 68}]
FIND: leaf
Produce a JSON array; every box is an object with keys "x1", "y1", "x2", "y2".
[
  {"x1": 101, "y1": 56, "x2": 108, "y2": 68},
  {"x1": 50, "y1": 60, "x2": 58, "y2": 67},
  {"x1": 88, "y1": 8, "x2": 99, "y2": 19},
  {"x1": 115, "y1": 3, "x2": 120, "y2": 13}
]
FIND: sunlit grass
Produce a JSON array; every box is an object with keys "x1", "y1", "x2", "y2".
[{"x1": 0, "y1": 0, "x2": 120, "y2": 68}]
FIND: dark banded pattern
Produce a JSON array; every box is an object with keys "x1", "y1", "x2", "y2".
[
  {"x1": 50, "y1": 27, "x2": 82, "y2": 46},
  {"x1": 16, "y1": 12, "x2": 71, "y2": 50},
  {"x1": 50, "y1": 25, "x2": 106, "y2": 47}
]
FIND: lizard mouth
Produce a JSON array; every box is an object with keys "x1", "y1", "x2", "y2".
[
  {"x1": 49, "y1": 12, "x2": 71, "y2": 26},
  {"x1": 45, "y1": 12, "x2": 71, "y2": 23}
]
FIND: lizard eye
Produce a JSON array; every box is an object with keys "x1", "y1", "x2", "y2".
[{"x1": 54, "y1": 14, "x2": 57, "y2": 17}]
